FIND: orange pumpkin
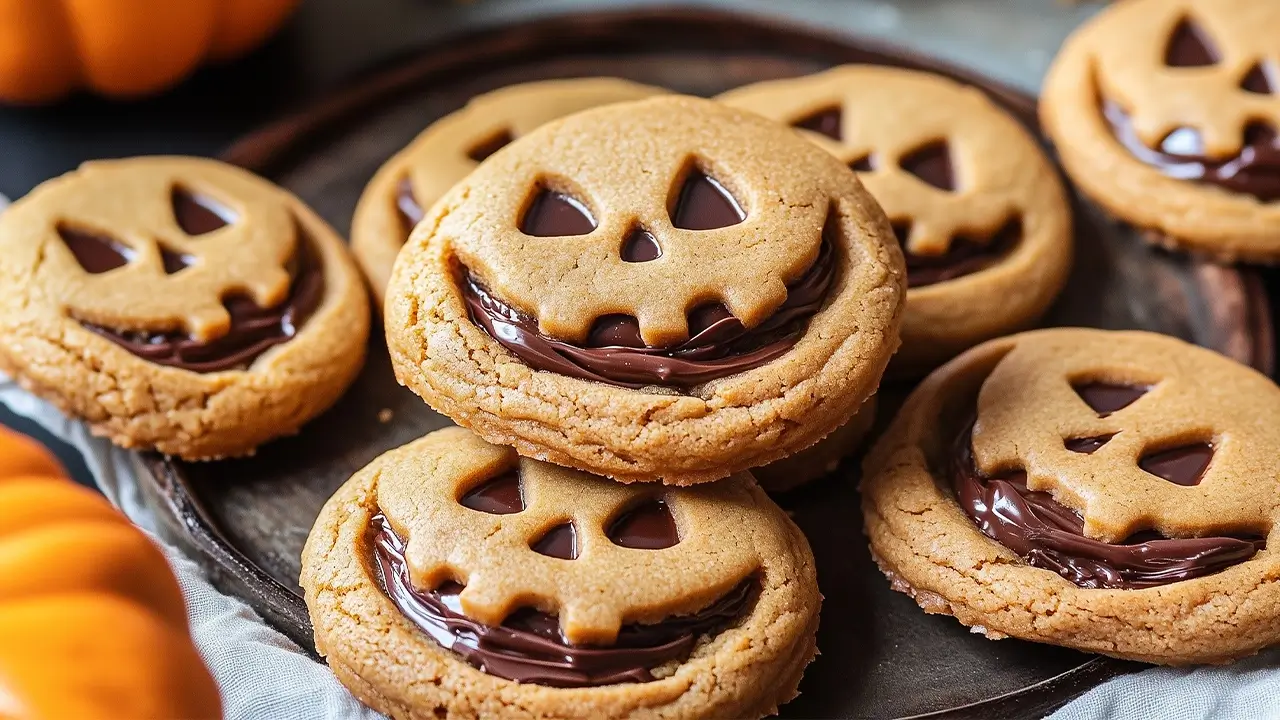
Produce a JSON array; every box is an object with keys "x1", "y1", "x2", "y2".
[
  {"x1": 0, "y1": 427, "x2": 222, "y2": 719},
  {"x1": 0, "y1": 0, "x2": 301, "y2": 104}
]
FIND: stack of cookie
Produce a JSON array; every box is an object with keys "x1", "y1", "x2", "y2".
[{"x1": 306, "y1": 93, "x2": 903, "y2": 717}]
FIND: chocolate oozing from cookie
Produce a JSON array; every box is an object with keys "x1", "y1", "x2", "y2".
[
  {"x1": 60, "y1": 225, "x2": 135, "y2": 273},
  {"x1": 952, "y1": 417, "x2": 1262, "y2": 589},
  {"x1": 462, "y1": 234, "x2": 835, "y2": 388},
  {"x1": 459, "y1": 470, "x2": 525, "y2": 514},
  {"x1": 1102, "y1": 101, "x2": 1280, "y2": 201},
  {"x1": 82, "y1": 227, "x2": 326, "y2": 373},
  {"x1": 792, "y1": 107, "x2": 843, "y2": 141},
  {"x1": 371, "y1": 514, "x2": 753, "y2": 687},
  {"x1": 899, "y1": 218, "x2": 1021, "y2": 288},
  {"x1": 608, "y1": 499, "x2": 679, "y2": 550},
  {"x1": 1139, "y1": 443, "x2": 1214, "y2": 486}
]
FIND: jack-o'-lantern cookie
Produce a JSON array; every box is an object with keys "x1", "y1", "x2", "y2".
[
  {"x1": 863, "y1": 328, "x2": 1280, "y2": 665},
  {"x1": 0, "y1": 157, "x2": 369, "y2": 460},
  {"x1": 1041, "y1": 0, "x2": 1280, "y2": 262},
  {"x1": 352, "y1": 78, "x2": 666, "y2": 303},
  {"x1": 301, "y1": 427, "x2": 820, "y2": 719},
  {"x1": 720, "y1": 66, "x2": 1073, "y2": 376},
  {"x1": 385, "y1": 95, "x2": 905, "y2": 485}
]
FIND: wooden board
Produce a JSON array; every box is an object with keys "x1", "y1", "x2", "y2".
[{"x1": 139, "y1": 10, "x2": 1274, "y2": 720}]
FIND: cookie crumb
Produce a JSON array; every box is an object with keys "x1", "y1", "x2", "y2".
[{"x1": 378, "y1": 409, "x2": 394, "y2": 423}]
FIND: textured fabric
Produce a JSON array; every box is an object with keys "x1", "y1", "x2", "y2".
[
  {"x1": 0, "y1": 377, "x2": 383, "y2": 720},
  {"x1": 1048, "y1": 651, "x2": 1280, "y2": 720}
]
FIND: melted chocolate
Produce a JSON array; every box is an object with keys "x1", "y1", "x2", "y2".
[
  {"x1": 522, "y1": 190, "x2": 596, "y2": 236},
  {"x1": 462, "y1": 237, "x2": 835, "y2": 388},
  {"x1": 792, "y1": 107, "x2": 843, "y2": 141},
  {"x1": 371, "y1": 515, "x2": 753, "y2": 687},
  {"x1": 671, "y1": 173, "x2": 744, "y2": 230},
  {"x1": 608, "y1": 499, "x2": 679, "y2": 549},
  {"x1": 468, "y1": 129, "x2": 514, "y2": 162},
  {"x1": 1139, "y1": 443, "x2": 1214, "y2": 486},
  {"x1": 952, "y1": 417, "x2": 1262, "y2": 589},
  {"x1": 459, "y1": 470, "x2": 525, "y2": 514},
  {"x1": 160, "y1": 246, "x2": 193, "y2": 275},
  {"x1": 82, "y1": 228, "x2": 325, "y2": 373},
  {"x1": 1102, "y1": 101, "x2": 1280, "y2": 201},
  {"x1": 60, "y1": 225, "x2": 135, "y2": 273},
  {"x1": 899, "y1": 141, "x2": 956, "y2": 191},
  {"x1": 531, "y1": 522, "x2": 578, "y2": 560},
  {"x1": 620, "y1": 228, "x2": 662, "y2": 262},
  {"x1": 395, "y1": 177, "x2": 426, "y2": 237},
  {"x1": 1064, "y1": 435, "x2": 1114, "y2": 454},
  {"x1": 1241, "y1": 62, "x2": 1276, "y2": 95},
  {"x1": 901, "y1": 218, "x2": 1021, "y2": 288},
  {"x1": 1072, "y1": 381, "x2": 1149, "y2": 417},
  {"x1": 171, "y1": 188, "x2": 234, "y2": 236},
  {"x1": 1164, "y1": 18, "x2": 1220, "y2": 67}
]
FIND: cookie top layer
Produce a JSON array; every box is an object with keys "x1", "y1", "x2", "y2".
[
  {"x1": 0, "y1": 157, "x2": 369, "y2": 459},
  {"x1": 385, "y1": 95, "x2": 904, "y2": 483},
  {"x1": 720, "y1": 65, "x2": 1072, "y2": 375},
  {"x1": 378, "y1": 427, "x2": 769, "y2": 645},
  {"x1": 301, "y1": 427, "x2": 820, "y2": 716},
  {"x1": 352, "y1": 77, "x2": 665, "y2": 302},
  {"x1": 1041, "y1": 0, "x2": 1280, "y2": 260},
  {"x1": 862, "y1": 328, "x2": 1280, "y2": 664}
]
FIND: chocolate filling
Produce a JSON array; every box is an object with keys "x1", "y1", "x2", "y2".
[
  {"x1": 461, "y1": 239, "x2": 835, "y2": 388},
  {"x1": 900, "y1": 219, "x2": 1021, "y2": 288},
  {"x1": 952, "y1": 416, "x2": 1263, "y2": 589},
  {"x1": 82, "y1": 229, "x2": 325, "y2": 373},
  {"x1": 396, "y1": 178, "x2": 426, "y2": 238},
  {"x1": 371, "y1": 514, "x2": 754, "y2": 687},
  {"x1": 1102, "y1": 100, "x2": 1280, "y2": 202}
]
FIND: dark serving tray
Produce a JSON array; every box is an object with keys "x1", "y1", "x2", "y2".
[{"x1": 139, "y1": 10, "x2": 1274, "y2": 720}]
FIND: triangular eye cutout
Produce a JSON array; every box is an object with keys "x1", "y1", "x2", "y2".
[
  {"x1": 458, "y1": 469, "x2": 524, "y2": 514},
  {"x1": 620, "y1": 228, "x2": 661, "y2": 262},
  {"x1": 1164, "y1": 18, "x2": 1221, "y2": 67},
  {"x1": 1072, "y1": 381, "x2": 1149, "y2": 417},
  {"x1": 671, "y1": 172, "x2": 744, "y2": 230},
  {"x1": 1241, "y1": 62, "x2": 1276, "y2": 94},
  {"x1": 608, "y1": 498, "x2": 679, "y2": 550},
  {"x1": 1065, "y1": 434, "x2": 1115, "y2": 454},
  {"x1": 159, "y1": 246, "x2": 193, "y2": 275},
  {"x1": 520, "y1": 189, "x2": 596, "y2": 237},
  {"x1": 792, "y1": 107, "x2": 842, "y2": 141},
  {"x1": 171, "y1": 187, "x2": 234, "y2": 236},
  {"x1": 850, "y1": 155, "x2": 876, "y2": 172},
  {"x1": 899, "y1": 141, "x2": 955, "y2": 191},
  {"x1": 1139, "y1": 443, "x2": 1214, "y2": 486},
  {"x1": 530, "y1": 522, "x2": 578, "y2": 560},
  {"x1": 467, "y1": 129, "x2": 514, "y2": 163},
  {"x1": 58, "y1": 225, "x2": 135, "y2": 274}
]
